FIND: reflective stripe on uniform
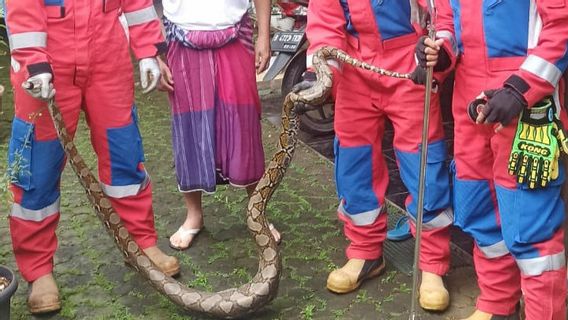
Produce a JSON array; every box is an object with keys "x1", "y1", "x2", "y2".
[
  {"x1": 527, "y1": 0, "x2": 542, "y2": 50},
  {"x1": 517, "y1": 252, "x2": 565, "y2": 276},
  {"x1": 436, "y1": 30, "x2": 459, "y2": 56},
  {"x1": 9, "y1": 32, "x2": 47, "y2": 51},
  {"x1": 101, "y1": 175, "x2": 149, "y2": 198},
  {"x1": 124, "y1": 6, "x2": 158, "y2": 27},
  {"x1": 479, "y1": 240, "x2": 510, "y2": 258},
  {"x1": 10, "y1": 197, "x2": 60, "y2": 221},
  {"x1": 407, "y1": 208, "x2": 453, "y2": 230},
  {"x1": 409, "y1": 0, "x2": 422, "y2": 25},
  {"x1": 521, "y1": 55, "x2": 562, "y2": 86},
  {"x1": 338, "y1": 202, "x2": 382, "y2": 226}
]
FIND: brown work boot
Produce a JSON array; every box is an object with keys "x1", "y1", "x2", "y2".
[
  {"x1": 461, "y1": 309, "x2": 520, "y2": 320},
  {"x1": 419, "y1": 271, "x2": 450, "y2": 311},
  {"x1": 27, "y1": 273, "x2": 61, "y2": 314},
  {"x1": 143, "y1": 246, "x2": 180, "y2": 277},
  {"x1": 326, "y1": 257, "x2": 386, "y2": 294}
]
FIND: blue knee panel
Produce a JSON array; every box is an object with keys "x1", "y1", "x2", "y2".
[
  {"x1": 106, "y1": 106, "x2": 146, "y2": 186},
  {"x1": 452, "y1": 161, "x2": 503, "y2": 247},
  {"x1": 334, "y1": 138, "x2": 380, "y2": 215},
  {"x1": 496, "y1": 167, "x2": 565, "y2": 259},
  {"x1": 396, "y1": 140, "x2": 451, "y2": 223},
  {"x1": 8, "y1": 117, "x2": 64, "y2": 210}
]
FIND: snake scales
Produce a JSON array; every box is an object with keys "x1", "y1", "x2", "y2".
[{"x1": 43, "y1": 46, "x2": 410, "y2": 318}]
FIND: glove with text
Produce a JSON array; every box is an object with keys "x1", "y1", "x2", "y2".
[{"x1": 508, "y1": 97, "x2": 567, "y2": 189}]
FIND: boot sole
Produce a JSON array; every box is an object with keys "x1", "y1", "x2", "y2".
[
  {"x1": 326, "y1": 260, "x2": 386, "y2": 294},
  {"x1": 29, "y1": 301, "x2": 61, "y2": 314},
  {"x1": 419, "y1": 298, "x2": 449, "y2": 312},
  {"x1": 418, "y1": 287, "x2": 450, "y2": 311}
]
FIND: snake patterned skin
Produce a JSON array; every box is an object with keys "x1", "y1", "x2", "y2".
[{"x1": 43, "y1": 46, "x2": 410, "y2": 319}]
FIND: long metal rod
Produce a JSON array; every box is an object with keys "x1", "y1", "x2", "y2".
[{"x1": 409, "y1": 15, "x2": 437, "y2": 320}]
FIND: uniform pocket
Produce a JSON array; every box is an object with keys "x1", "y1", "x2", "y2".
[
  {"x1": 103, "y1": 0, "x2": 121, "y2": 13},
  {"x1": 346, "y1": 34, "x2": 359, "y2": 51},
  {"x1": 483, "y1": 0, "x2": 529, "y2": 60},
  {"x1": 547, "y1": 0, "x2": 565, "y2": 8},
  {"x1": 497, "y1": 174, "x2": 564, "y2": 245},
  {"x1": 44, "y1": 0, "x2": 65, "y2": 18},
  {"x1": 131, "y1": 106, "x2": 145, "y2": 163},
  {"x1": 106, "y1": 106, "x2": 146, "y2": 185},
  {"x1": 8, "y1": 118, "x2": 34, "y2": 191}
]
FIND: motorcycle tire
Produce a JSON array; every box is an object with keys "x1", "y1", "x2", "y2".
[{"x1": 281, "y1": 49, "x2": 335, "y2": 137}]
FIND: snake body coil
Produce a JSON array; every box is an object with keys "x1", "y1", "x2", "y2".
[{"x1": 44, "y1": 47, "x2": 409, "y2": 318}]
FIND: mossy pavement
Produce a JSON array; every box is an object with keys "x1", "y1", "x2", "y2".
[{"x1": 0, "y1": 59, "x2": 479, "y2": 319}]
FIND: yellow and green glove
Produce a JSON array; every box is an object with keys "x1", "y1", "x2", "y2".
[{"x1": 508, "y1": 97, "x2": 568, "y2": 189}]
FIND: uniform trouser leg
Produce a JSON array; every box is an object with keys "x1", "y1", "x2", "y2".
[
  {"x1": 334, "y1": 73, "x2": 389, "y2": 260},
  {"x1": 453, "y1": 171, "x2": 522, "y2": 315},
  {"x1": 9, "y1": 60, "x2": 158, "y2": 283},
  {"x1": 334, "y1": 113, "x2": 388, "y2": 260},
  {"x1": 386, "y1": 81, "x2": 452, "y2": 276},
  {"x1": 334, "y1": 68, "x2": 451, "y2": 269},
  {"x1": 83, "y1": 60, "x2": 157, "y2": 250},
  {"x1": 472, "y1": 244, "x2": 521, "y2": 315},
  {"x1": 8, "y1": 66, "x2": 81, "y2": 282},
  {"x1": 493, "y1": 123, "x2": 567, "y2": 320},
  {"x1": 453, "y1": 104, "x2": 522, "y2": 315},
  {"x1": 497, "y1": 185, "x2": 566, "y2": 320}
]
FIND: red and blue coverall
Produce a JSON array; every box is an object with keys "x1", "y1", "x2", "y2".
[
  {"x1": 5, "y1": 0, "x2": 165, "y2": 282},
  {"x1": 306, "y1": 0, "x2": 452, "y2": 276},
  {"x1": 437, "y1": 0, "x2": 568, "y2": 318}
]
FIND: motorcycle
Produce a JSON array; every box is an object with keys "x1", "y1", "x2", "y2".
[{"x1": 264, "y1": 0, "x2": 335, "y2": 136}]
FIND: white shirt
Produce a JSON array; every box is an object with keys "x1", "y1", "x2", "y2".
[{"x1": 162, "y1": 0, "x2": 250, "y2": 31}]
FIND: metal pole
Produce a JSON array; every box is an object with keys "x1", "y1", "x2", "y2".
[{"x1": 409, "y1": 1, "x2": 436, "y2": 319}]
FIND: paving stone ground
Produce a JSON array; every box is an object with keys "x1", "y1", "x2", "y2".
[{"x1": 0, "y1": 56, "x2": 480, "y2": 319}]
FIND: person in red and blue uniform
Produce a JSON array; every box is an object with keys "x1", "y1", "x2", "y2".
[
  {"x1": 5, "y1": 0, "x2": 179, "y2": 314},
  {"x1": 418, "y1": 0, "x2": 568, "y2": 319},
  {"x1": 305, "y1": 0, "x2": 453, "y2": 311}
]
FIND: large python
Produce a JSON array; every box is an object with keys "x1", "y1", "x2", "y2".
[{"x1": 43, "y1": 46, "x2": 411, "y2": 318}]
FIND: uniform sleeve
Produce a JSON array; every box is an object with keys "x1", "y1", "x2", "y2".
[
  {"x1": 415, "y1": 0, "x2": 455, "y2": 82},
  {"x1": 122, "y1": 0, "x2": 166, "y2": 59},
  {"x1": 305, "y1": 0, "x2": 347, "y2": 70},
  {"x1": 432, "y1": 0, "x2": 459, "y2": 72},
  {"x1": 505, "y1": 0, "x2": 568, "y2": 107},
  {"x1": 6, "y1": 0, "x2": 52, "y2": 77}
]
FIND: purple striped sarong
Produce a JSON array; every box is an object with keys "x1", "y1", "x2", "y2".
[{"x1": 165, "y1": 16, "x2": 265, "y2": 193}]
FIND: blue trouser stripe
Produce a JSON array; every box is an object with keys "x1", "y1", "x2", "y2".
[
  {"x1": 496, "y1": 167, "x2": 565, "y2": 260},
  {"x1": 452, "y1": 164, "x2": 504, "y2": 248},
  {"x1": 334, "y1": 138, "x2": 380, "y2": 216},
  {"x1": 8, "y1": 117, "x2": 64, "y2": 210},
  {"x1": 107, "y1": 106, "x2": 146, "y2": 186},
  {"x1": 453, "y1": 161, "x2": 565, "y2": 260},
  {"x1": 396, "y1": 140, "x2": 451, "y2": 224}
]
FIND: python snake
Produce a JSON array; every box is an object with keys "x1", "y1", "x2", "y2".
[{"x1": 43, "y1": 46, "x2": 410, "y2": 318}]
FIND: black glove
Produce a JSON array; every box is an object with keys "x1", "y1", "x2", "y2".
[
  {"x1": 409, "y1": 65, "x2": 439, "y2": 89},
  {"x1": 481, "y1": 86, "x2": 527, "y2": 126},
  {"x1": 415, "y1": 35, "x2": 451, "y2": 72}
]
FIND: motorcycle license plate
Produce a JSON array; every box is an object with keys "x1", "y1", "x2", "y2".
[{"x1": 271, "y1": 31, "x2": 304, "y2": 53}]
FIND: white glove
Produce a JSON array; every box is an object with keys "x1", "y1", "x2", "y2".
[
  {"x1": 22, "y1": 73, "x2": 55, "y2": 100},
  {"x1": 139, "y1": 57, "x2": 161, "y2": 94}
]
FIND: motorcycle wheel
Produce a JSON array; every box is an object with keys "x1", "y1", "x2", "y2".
[{"x1": 281, "y1": 49, "x2": 335, "y2": 137}]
